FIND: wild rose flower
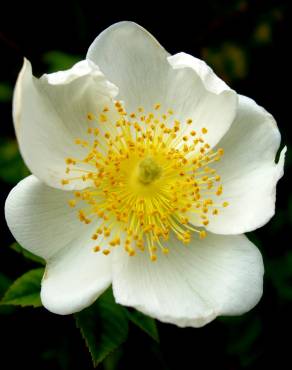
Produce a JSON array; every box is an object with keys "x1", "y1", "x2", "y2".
[{"x1": 5, "y1": 22, "x2": 286, "y2": 327}]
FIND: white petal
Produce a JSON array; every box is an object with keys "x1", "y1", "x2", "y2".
[
  {"x1": 112, "y1": 233, "x2": 263, "y2": 328},
  {"x1": 168, "y1": 52, "x2": 231, "y2": 95},
  {"x1": 205, "y1": 95, "x2": 286, "y2": 234},
  {"x1": 6, "y1": 175, "x2": 86, "y2": 259},
  {"x1": 41, "y1": 244, "x2": 112, "y2": 315},
  {"x1": 167, "y1": 52, "x2": 237, "y2": 147},
  {"x1": 87, "y1": 22, "x2": 237, "y2": 148},
  {"x1": 5, "y1": 175, "x2": 112, "y2": 314},
  {"x1": 87, "y1": 21, "x2": 169, "y2": 113},
  {"x1": 13, "y1": 58, "x2": 118, "y2": 190}
]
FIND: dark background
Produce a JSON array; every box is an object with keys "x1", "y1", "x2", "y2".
[{"x1": 0, "y1": 0, "x2": 291, "y2": 369}]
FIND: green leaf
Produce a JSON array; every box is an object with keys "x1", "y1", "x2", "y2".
[
  {"x1": 0, "y1": 272, "x2": 15, "y2": 314},
  {"x1": 0, "y1": 138, "x2": 30, "y2": 184},
  {"x1": 0, "y1": 268, "x2": 44, "y2": 307},
  {"x1": 127, "y1": 309, "x2": 159, "y2": 342},
  {"x1": 43, "y1": 51, "x2": 80, "y2": 72},
  {"x1": 102, "y1": 348, "x2": 123, "y2": 370},
  {"x1": 10, "y1": 242, "x2": 45, "y2": 265},
  {"x1": 75, "y1": 288, "x2": 128, "y2": 367},
  {"x1": 0, "y1": 272, "x2": 12, "y2": 297},
  {"x1": 0, "y1": 82, "x2": 12, "y2": 102}
]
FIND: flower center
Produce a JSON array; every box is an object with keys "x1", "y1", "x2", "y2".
[
  {"x1": 61, "y1": 102, "x2": 229, "y2": 261},
  {"x1": 138, "y1": 157, "x2": 162, "y2": 185}
]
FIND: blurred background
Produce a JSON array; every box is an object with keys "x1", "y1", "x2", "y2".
[{"x1": 0, "y1": 0, "x2": 290, "y2": 369}]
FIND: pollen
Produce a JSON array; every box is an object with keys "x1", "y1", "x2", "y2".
[
  {"x1": 68, "y1": 199, "x2": 76, "y2": 207},
  {"x1": 87, "y1": 113, "x2": 94, "y2": 121},
  {"x1": 61, "y1": 101, "x2": 229, "y2": 261}
]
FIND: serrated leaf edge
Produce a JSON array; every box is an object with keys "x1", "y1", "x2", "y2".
[{"x1": 0, "y1": 268, "x2": 44, "y2": 308}]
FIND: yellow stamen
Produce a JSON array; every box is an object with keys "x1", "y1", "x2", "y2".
[
  {"x1": 68, "y1": 199, "x2": 76, "y2": 207},
  {"x1": 62, "y1": 102, "x2": 228, "y2": 261},
  {"x1": 87, "y1": 113, "x2": 94, "y2": 121}
]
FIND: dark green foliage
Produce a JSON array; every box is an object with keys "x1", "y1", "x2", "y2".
[
  {"x1": 0, "y1": 268, "x2": 44, "y2": 307},
  {"x1": 10, "y1": 242, "x2": 45, "y2": 265},
  {"x1": 75, "y1": 289, "x2": 129, "y2": 367},
  {"x1": 127, "y1": 309, "x2": 159, "y2": 342}
]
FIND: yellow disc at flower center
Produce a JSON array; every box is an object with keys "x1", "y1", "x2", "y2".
[{"x1": 138, "y1": 157, "x2": 162, "y2": 185}]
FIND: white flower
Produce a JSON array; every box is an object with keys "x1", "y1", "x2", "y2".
[{"x1": 5, "y1": 22, "x2": 286, "y2": 327}]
